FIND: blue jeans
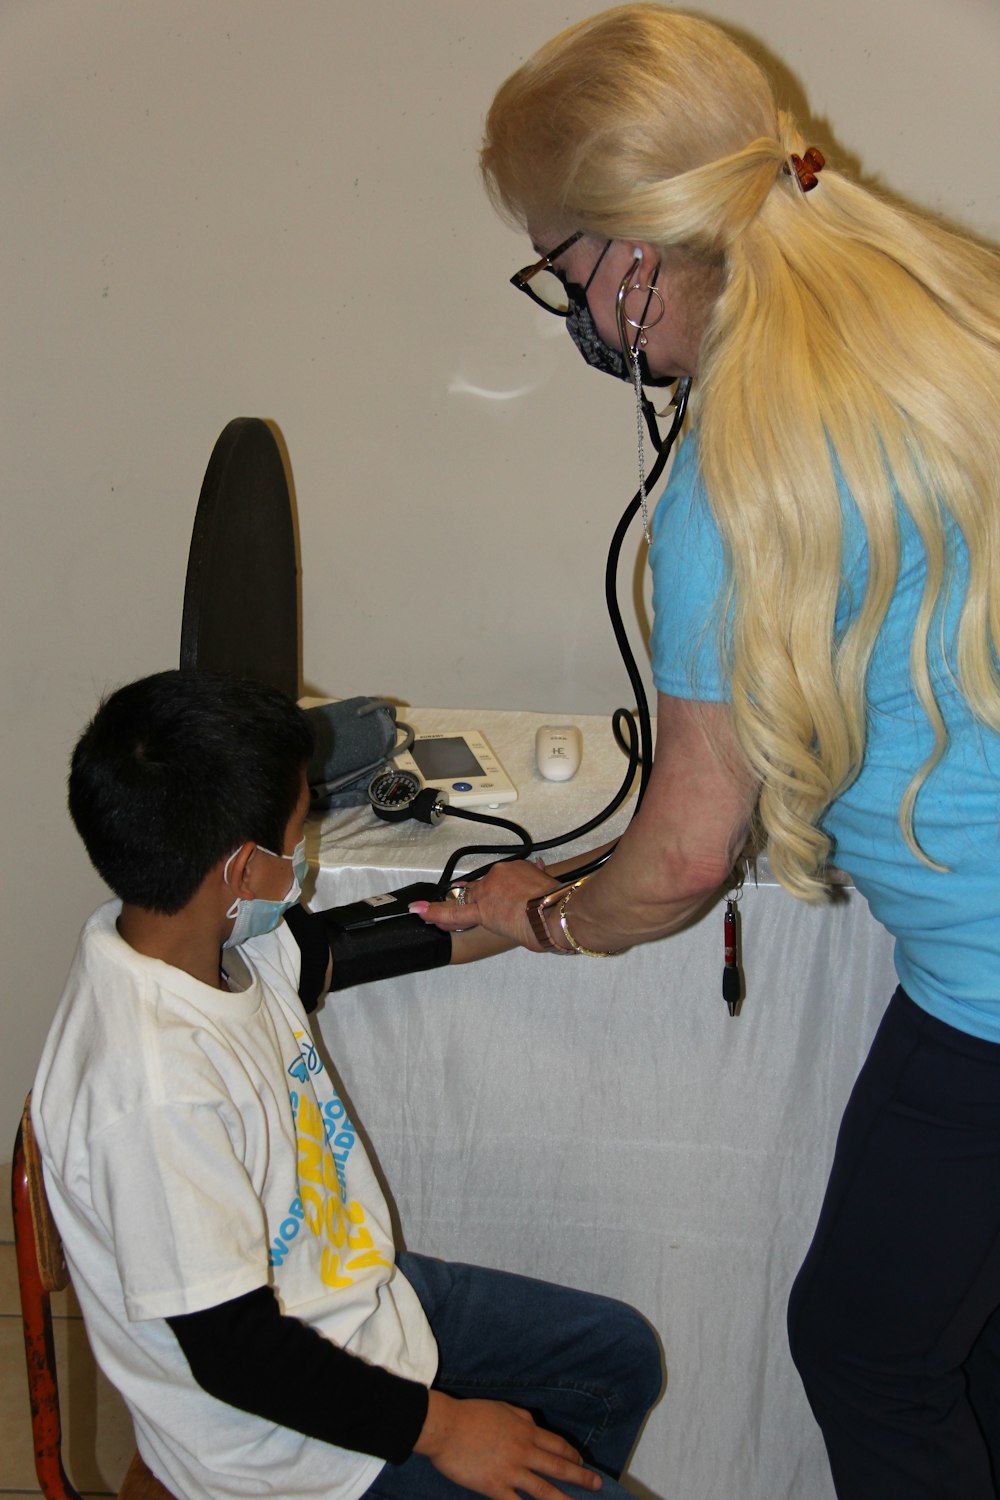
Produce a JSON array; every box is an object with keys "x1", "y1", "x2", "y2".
[{"x1": 364, "y1": 1253, "x2": 663, "y2": 1500}]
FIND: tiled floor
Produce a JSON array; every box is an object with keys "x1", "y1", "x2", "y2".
[{"x1": 1, "y1": 1173, "x2": 136, "y2": 1498}]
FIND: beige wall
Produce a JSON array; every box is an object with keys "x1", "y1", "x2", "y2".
[{"x1": 2, "y1": 0, "x2": 998, "y2": 1145}]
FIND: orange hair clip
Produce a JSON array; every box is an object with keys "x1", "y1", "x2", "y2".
[{"x1": 784, "y1": 146, "x2": 826, "y2": 192}]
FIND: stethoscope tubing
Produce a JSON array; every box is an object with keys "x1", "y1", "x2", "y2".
[{"x1": 434, "y1": 378, "x2": 692, "y2": 896}]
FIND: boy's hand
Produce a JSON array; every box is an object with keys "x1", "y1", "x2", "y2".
[{"x1": 414, "y1": 1389, "x2": 602, "y2": 1499}]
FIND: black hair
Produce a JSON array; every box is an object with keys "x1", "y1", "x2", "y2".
[{"x1": 68, "y1": 670, "x2": 315, "y2": 914}]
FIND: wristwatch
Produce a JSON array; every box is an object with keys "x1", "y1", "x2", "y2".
[
  {"x1": 526, "y1": 878, "x2": 619, "y2": 957},
  {"x1": 526, "y1": 886, "x2": 575, "y2": 953}
]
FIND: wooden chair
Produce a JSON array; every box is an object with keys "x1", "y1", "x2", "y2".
[
  {"x1": 11, "y1": 1094, "x2": 179, "y2": 1500},
  {"x1": 180, "y1": 416, "x2": 300, "y2": 701}
]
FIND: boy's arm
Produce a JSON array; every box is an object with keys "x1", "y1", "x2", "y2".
[
  {"x1": 287, "y1": 842, "x2": 620, "y2": 990},
  {"x1": 167, "y1": 1285, "x2": 426, "y2": 1462},
  {"x1": 284, "y1": 901, "x2": 510, "y2": 995},
  {"x1": 448, "y1": 926, "x2": 513, "y2": 963},
  {"x1": 168, "y1": 1288, "x2": 598, "y2": 1495}
]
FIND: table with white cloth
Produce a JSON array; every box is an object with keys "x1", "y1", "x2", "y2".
[{"x1": 305, "y1": 706, "x2": 898, "y2": 1500}]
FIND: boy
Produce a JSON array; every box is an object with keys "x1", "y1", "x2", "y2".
[{"x1": 32, "y1": 670, "x2": 661, "y2": 1500}]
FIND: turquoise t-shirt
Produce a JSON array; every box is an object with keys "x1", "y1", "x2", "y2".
[{"x1": 649, "y1": 434, "x2": 1000, "y2": 1041}]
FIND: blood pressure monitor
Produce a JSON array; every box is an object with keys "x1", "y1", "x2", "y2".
[{"x1": 393, "y1": 730, "x2": 517, "y2": 809}]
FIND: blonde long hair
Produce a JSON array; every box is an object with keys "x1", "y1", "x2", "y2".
[{"x1": 483, "y1": 5, "x2": 1000, "y2": 900}]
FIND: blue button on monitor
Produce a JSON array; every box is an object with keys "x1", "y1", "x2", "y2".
[{"x1": 452, "y1": 781, "x2": 473, "y2": 792}]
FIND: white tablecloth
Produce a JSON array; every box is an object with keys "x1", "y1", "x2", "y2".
[{"x1": 306, "y1": 708, "x2": 898, "y2": 1500}]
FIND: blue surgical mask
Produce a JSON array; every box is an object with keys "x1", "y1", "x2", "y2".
[{"x1": 222, "y1": 837, "x2": 307, "y2": 949}]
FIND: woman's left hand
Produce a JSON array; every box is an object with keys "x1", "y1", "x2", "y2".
[{"x1": 410, "y1": 859, "x2": 560, "y2": 951}]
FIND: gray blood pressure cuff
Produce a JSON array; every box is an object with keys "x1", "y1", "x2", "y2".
[{"x1": 305, "y1": 698, "x2": 414, "y2": 809}]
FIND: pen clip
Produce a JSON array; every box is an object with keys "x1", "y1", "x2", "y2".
[{"x1": 722, "y1": 869, "x2": 745, "y2": 1017}]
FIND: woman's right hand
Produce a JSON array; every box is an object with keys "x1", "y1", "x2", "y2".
[{"x1": 410, "y1": 858, "x2": 560, "y2": 951}]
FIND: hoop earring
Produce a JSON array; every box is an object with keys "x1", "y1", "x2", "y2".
[
  {"x1": 621, "y1": 281, "x2": 665, "y2": 350},
  {"x1": 616, "y1": 266, "x2": 666, "y2": 546}
]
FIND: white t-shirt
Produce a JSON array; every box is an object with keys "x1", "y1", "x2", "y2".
[{"x1": 32, "y1": 901, "x2": 437, "y2": 1500}]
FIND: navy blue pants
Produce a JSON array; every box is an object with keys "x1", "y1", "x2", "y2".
[
  {"x1": 365, "y1": 1253, "x2": 662, "y2": 1499},
  {"x1": 789, "y1": 988, "x2": 1000, "y2": 1498}
]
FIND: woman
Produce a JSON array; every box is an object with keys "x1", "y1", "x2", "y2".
[{"x1": 411, "y1": 7, "x2": 1000, "y2": 1498}]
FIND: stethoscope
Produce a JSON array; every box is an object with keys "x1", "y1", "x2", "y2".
[{"x1": 367, "y1": 368, "x2": 693, "y2": 902}]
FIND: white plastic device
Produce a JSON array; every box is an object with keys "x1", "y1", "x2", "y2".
[
  {"x1": 393, "y1": 730, "x2": 517, "y2": 808},
  {"x1": 535, "y1": 724, "x2": 582, "y2": 782}
]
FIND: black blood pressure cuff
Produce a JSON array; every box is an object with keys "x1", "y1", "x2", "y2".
[
  {"x1": 324, "y1": 912, "x2": 452, "y2": 992},
  {"x1": 284, "y1": 902, "x2": 451, "y2": 999}
]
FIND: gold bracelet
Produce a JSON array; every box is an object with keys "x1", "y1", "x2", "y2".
[{"x1": 557, "y1": 882, "x2": 620, "y2": 958}]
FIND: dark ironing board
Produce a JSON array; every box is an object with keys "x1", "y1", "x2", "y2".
[{"x1": 180, "y1": 418, "x2": 300, "y2": 700}]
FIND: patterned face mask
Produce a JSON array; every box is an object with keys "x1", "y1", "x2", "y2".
[
  {"x1": 564, "y1": 276, "x2": 677, "y2": 388},
  {"x1": 565, "y1": 279, "x2": 632, "y2": 381}
]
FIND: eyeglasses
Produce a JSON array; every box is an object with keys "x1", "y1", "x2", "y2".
[{"x1": 509, "y1": 230, "x2": 591, "y2": 316}]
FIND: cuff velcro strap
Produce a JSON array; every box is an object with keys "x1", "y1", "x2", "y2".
[{"x1": 321, "y1": 911, "x2": 451, "y2": 991}]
